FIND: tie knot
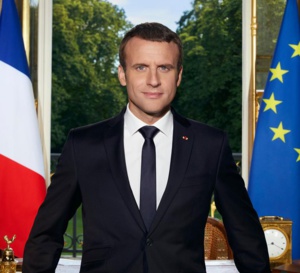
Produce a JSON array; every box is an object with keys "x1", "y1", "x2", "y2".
[{"x1": 139, "y1": 126, "x2": 159, "y2": 140}]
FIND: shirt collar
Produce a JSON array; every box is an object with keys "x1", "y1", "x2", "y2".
[{"x1": 124, "y1": 104, "x2": 173, "y2": 137}]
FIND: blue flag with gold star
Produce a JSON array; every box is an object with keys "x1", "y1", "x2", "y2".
[{"x1": 248, "y1": 0, "x2": 300, "y2": 259}]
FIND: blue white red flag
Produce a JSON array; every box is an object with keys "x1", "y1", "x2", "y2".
[{"x1": 0, "y1": 0, "x2": 46, "y2": 257}]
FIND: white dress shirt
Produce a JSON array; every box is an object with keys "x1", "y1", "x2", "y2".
[{"x1": 124, "y1": 105, "x2": 173, "y2": 209}]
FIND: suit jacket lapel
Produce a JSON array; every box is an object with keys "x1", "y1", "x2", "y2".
[
  {"x1": 104, "y1": 109, "x2": 194, "y2": 234},
  {"x1": 149, "y1": 110, "x2": 194, "y2": 234},
  {"x1": 104, "y1": 110, "x2": 146, "y2": 232}
]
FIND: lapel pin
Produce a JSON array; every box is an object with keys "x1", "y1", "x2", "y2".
[{"x1": 182, "y1": 136, "x2": 189, "y2": 141}]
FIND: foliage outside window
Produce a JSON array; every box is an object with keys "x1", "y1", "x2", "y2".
[
  {"x1": 174, "y1": 0, "x2": 242, "y2": 152},
  {"x1": 256, "y1": 0, "x2": 285, "y2": 91},
  {"x1": 51, "y1": 0, "x2": 132, "y2": 152}
]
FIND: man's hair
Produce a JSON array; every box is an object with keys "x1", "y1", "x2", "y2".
[{"x1": 119, "y1": 22, "x2": 183, "y2": 71}]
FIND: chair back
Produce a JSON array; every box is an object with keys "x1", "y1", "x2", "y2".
[{"x1": 204, "y1": 217, "x2": 233, "y2": 260}]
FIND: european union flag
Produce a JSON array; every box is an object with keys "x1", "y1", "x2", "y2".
[{"x1": 248, "y1": 0, "x2": 300, "y2": 259}]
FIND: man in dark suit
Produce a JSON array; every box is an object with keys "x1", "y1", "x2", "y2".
[{"x1": 23, "y1": 22, "x2": 270, "y2": 273}]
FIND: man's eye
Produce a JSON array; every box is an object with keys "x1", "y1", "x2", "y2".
[
  {"x1": 159, "y1": 66, "x2": 170, "y2": 72},
  {"x1": 136, "y1": 65, "x2": 146, "y2": 71}
]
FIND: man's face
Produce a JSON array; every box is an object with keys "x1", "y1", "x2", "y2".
[{"x1": 118, "y1": 37, "x2": 183, "y2": 124}]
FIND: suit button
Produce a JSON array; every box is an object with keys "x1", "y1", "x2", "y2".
[{"x1": 146, "y1": 238, "x2": 153, "y2": 246}]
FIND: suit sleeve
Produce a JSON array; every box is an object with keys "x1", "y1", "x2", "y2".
[
  {"x1": 214, "y1": 134, "x2": 271, "y2": 273},
  {"x1": 22, "y1": 130, "x2": 82, "y2": 273}
]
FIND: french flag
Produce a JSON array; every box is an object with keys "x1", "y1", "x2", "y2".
[{"x1": 0, "y1": 0, "x2": 46, "y2": 257}]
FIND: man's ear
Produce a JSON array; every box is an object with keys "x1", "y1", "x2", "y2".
[
  {"x1": 118, "y1": 65, "x2": 127, "y2": 86},
  {"x1": 176, "y1": 66, "x2": 183, "y2": 87}
]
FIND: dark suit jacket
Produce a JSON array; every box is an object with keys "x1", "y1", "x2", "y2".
[{"x1": 23, "y1": 109, "x2": 270, "y2": 273}]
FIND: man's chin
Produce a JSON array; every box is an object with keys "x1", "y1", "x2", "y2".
[{"x1": 144, "y1": 107, "x2": 170, "y2": 118}]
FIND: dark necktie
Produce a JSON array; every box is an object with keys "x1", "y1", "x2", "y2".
[{"x1": 139, "y1": 126, "x2": 159, "y2": 230}]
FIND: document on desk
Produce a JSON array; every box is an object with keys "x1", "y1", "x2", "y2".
[
  {"x1": 55, "y1": 258, "x2": 81, "y2": 273},
  {"x1": 58, "y1": 258, "x2": 81, "y2": 266},
  {"x1": 206, "y1": 260, "x2": 239, "y2": 273}
]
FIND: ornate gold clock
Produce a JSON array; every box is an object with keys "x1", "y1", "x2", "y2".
[{"x1": 260, "y1": 216, "x2": 292, "y2": 269}]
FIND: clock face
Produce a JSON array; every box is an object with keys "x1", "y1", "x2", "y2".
[{"x1": 264, "y1": 228, "x2": 288, "y2": 259}]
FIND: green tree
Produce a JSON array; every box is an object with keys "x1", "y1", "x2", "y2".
[
  {"x1": 256, "y1": 0, "x2": 285, "y2": 89},
  {"x1": 51, "y1": 0, "x2": 132, "y2": 152},
  {"x1": 174, "y1": 0, "x2": 242, "y2": 151},
  {"x1": 257, "y1": 0, "x2": 285, "y2": 56}
]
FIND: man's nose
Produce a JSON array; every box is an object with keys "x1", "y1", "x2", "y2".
[{"x1": 147, "y1": 69, "x2": 161, "y2": 87}]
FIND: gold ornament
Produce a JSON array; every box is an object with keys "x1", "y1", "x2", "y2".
[{"x1": 0, "y1": 235, "x2": 17, "y2": 273}]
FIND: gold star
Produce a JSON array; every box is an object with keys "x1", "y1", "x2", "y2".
[
  {"x1": 295, "y1": 148, "x2": 300, "y2": 162},
  {"x1": 289, "y1": 42, "x2": 300, "y2": 58},
  {"x1": 270, "y1": 122, "x2": 291, "y2": 142},
  {"x1": 263, "y1": 93, "x2": 282, "y2": 113},
  {"x1": 269, "y1": 62, "x2": 289, "y2": 83}
]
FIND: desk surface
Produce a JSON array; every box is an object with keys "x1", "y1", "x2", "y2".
[
  {"x1": 51, "y1": 259, "x2": 239, "y2": 273},
  {"x1": 17, "y1": 258, "x2": 239, "y2": 272},
  {"x1": 272, "y1": 261, "x2": 300, "y2": 273}
]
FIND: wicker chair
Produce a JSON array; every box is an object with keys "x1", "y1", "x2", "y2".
[{"x1": 204, "y1": 217, "x2": 233, "y2": 260}]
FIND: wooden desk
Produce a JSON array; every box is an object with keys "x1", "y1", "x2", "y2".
[{"x1": 273, "y1": 261, "x2": 300, "y2": 273}]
